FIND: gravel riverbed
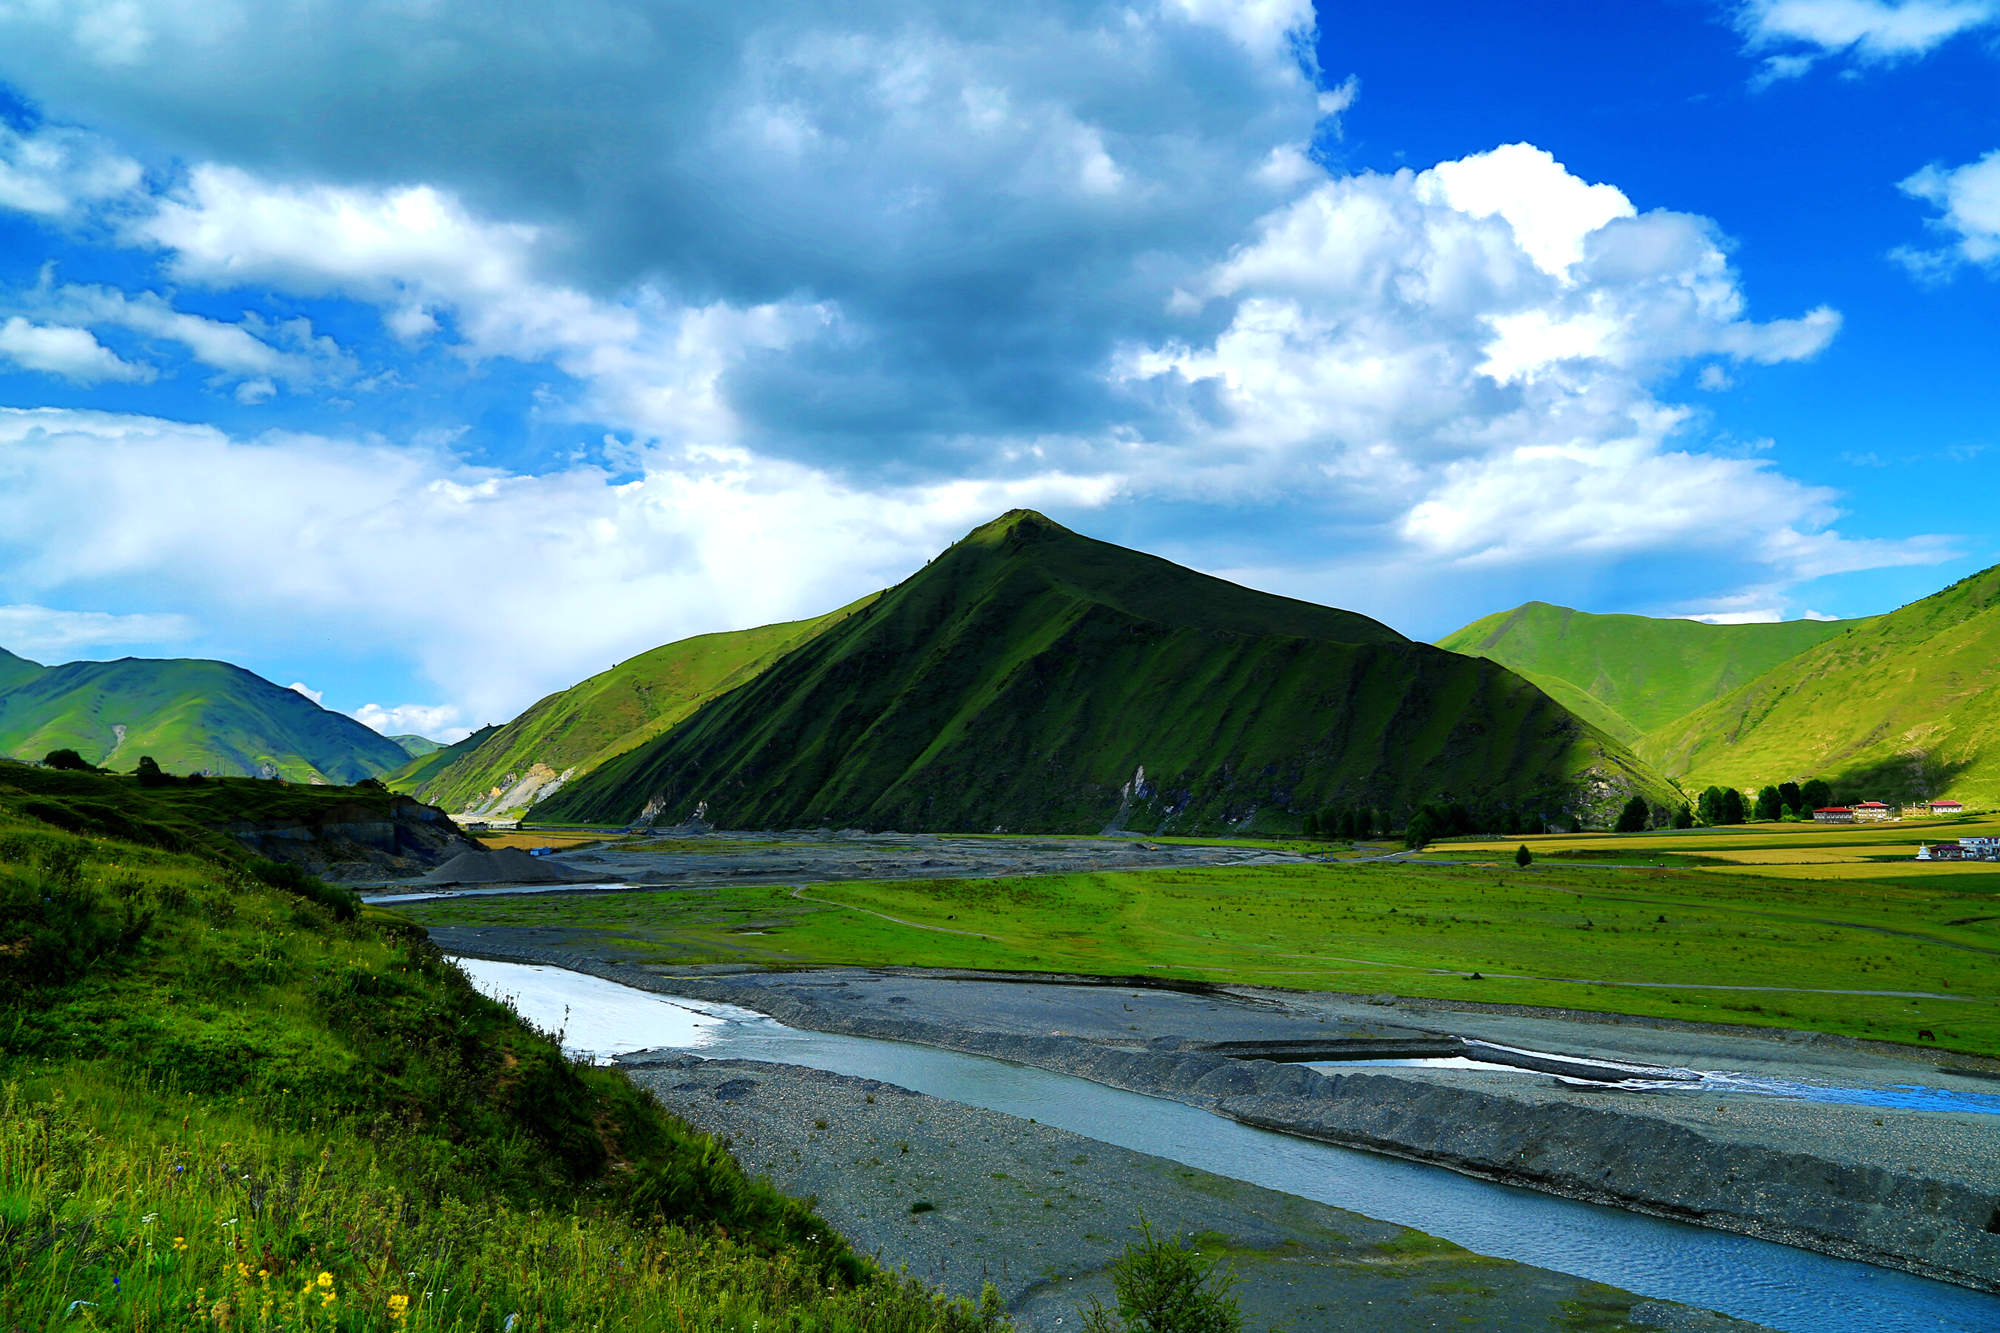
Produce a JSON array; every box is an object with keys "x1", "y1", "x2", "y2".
[{"x1": 624, "y1": 1052, "x2": 1762, "y2": 1332}]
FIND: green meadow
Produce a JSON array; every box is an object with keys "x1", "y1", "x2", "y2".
[{"x1": 404, "y1": 845, "x2": 2000, "y2": 1056}]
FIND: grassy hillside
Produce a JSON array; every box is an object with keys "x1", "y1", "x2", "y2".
[
  {"x1": 1438, "y1": 602, "x2": 1860, "y2": 745},
  {"x1": 0, "y1": 647, "x2": 43, "y2": 691},
  {"x1": 0, "y1": 655, "x2": 410, "y2": 782},
  {"x1": 0, "y1": 765, "x2": 1001, "y2": 1331},
  {"x1": 396, "y1": 599, "x2": 875, "y2": 817},
  {"x1": 539, "y1": 511, "x2": 1672, "y2": 834},
  {"x1": 1641, "y1": 562, "x2": 2000, "y2": 806},
  {"x1": 392, "y1": 732, "x2": 443, "y2": 757}
]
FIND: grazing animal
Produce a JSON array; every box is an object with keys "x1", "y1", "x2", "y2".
[{"x1": 1918, "y1": 1029, "x2": 1936, "y2": 1042}]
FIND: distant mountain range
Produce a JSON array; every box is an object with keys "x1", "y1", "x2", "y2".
[
  {"x1": 532, "y1": 511, "x2": 1670, "y2": 833},
  {"x1": 1437, "y1": 603, "x2": 1863, "y2": 747},
  {"x1": 1439, "y1": 565, "x2": 2000, "y2": 808},
  {"x1": 18, "y1": 512, "x2": 1995, "y2": 825},
  {"x1": 0, "y1": 653, "x2": 413, "y2": 782},
  {"x1": 1638, "y1": 564, "x2": 2000, "y2": 807}
]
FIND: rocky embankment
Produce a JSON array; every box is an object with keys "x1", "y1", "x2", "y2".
[{"x1": 234, "y1": 793, "x2": 478, "y2": 880}]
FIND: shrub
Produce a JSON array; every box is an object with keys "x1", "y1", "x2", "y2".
[
  {"x1": 1514, "y1": 844, "x2": 1533, "y2": 867},
  {"x1": 42, "y1": 749, "x2": 92, "y2": 772},
  {"x1": 135, "y1": 754, "x2": 170, "y2": 787},
  {"x1": 1615, "y1": 796, "x2": 1648, "y2": 833},
  {"x1": 1080, "y1": 1220, "x2": 1242, "y2": 1333}
]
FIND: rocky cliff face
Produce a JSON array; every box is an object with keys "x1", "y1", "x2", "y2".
[{"x1": 229, "y1": 793, "x2": 479, "y2": 880}]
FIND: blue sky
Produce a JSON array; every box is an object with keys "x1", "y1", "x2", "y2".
[{"x1": 0, "y1": 1, "x2": 1994, "y2": 741}]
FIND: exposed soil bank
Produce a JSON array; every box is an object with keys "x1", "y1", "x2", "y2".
[
  {"x1": 622, "y1": 1053, "x2": 1764, "y2": 1332},
  {"x1": 429, "y1": 939, "x2": 2000, "y2": 1294}
]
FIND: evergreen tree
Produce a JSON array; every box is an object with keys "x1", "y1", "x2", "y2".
[
  {"x1": 1754, "y1": 785, "x2": 1784, "y2": 822},
  {"x1": 1800, "y1": 778, "x2": 1832, "y2": 812},
  {"x1": 1778, "y1": 781, "x2": 1803, "y2": 816},
  {"x1": 1720, "y1": 787, "x2": 1747, "y2": 825},
  {"x1": 1615, "y1": 795, "x2": 1649, "y2": 833},
  {"x1": 1672, "y1": 805, "x2": 1695, "y2": 829},
  {"x1": 1514, "y1": 843, "x2": 1533, "y2": 867},
  {"x1": 1302, "y1": 811, "x2": 1319, "y2": 837},
  {"x1": 1404, "y1": 807, "x2": 1439, "y2": 850},
  {"x1": 1357, "y1": 808, "x2": 1375, "y2": 839},
  {"x1": 135, "y1": 755, "x2": 168, "y2": 787}
]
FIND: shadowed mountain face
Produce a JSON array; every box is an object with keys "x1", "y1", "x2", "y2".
[
  {"x1": 1641, "y1": 563, "x2": 2000, "y2": 805},
  {"x1": 387, "y1": 598, "x2": 875, "y2": 817},
  {"x1": 538, "y1": 511, "x2": 1672, "y2": 834},
  {"x1": 0, "y1": 655, "x2": 410, "y2": 782},
  {"x1": 1438, "y1": 602, "x2": 1862, "y2": 746}
]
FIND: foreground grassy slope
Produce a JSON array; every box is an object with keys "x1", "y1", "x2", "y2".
[
  {"x1": 0, "y1": 655, "x2": 409, "y2": 782},
  {"x1": 540, "y1": 511, "x2": 1673, "y2": 834},
  {"x1": 397, "y1": 600, "x2": 874, "y2": 817},
  {"x1": 0, "y1": 766, "x2": 1001, "y2": 1332},
  {"x1": 1642, "y1": 562, "x2": 2000, "y2": 805},
  {"x1": 401, "y1": 839, "x2": 2000, "y2": 1055},
  {"x1": 1438, "y1": 602, "x2": 1860, "y2": 745}
]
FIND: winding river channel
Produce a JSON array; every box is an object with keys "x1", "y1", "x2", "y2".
[{"x1": 452, "y1": 956, "x2": 2000, "y2": 1333}]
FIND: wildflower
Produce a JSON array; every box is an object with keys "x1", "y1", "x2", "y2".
[
  {"x1": 388, "y1": 1293, "x2": 410, "y2": 1321},
  {"x1": 321, "y1": 1291, "x2": 337, "y2": 1308},
  {"x1": 316, "y1": 1272, "x2": 334, "y2": 1291},
  {"x1": 173, "y1": 1236, "x2": 188, "y2": 1252}
]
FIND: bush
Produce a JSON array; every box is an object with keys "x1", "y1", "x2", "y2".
[
  {"x1": 1614, "y1": 796, "x2": 1648, "y2": 833},
  {"x1": 1514, "y1": 844, "x2": 1532, "y2": 867},
  {"x1": 42, "y1": 749, "x2": 92, "y2": 772},
  {"x1": 135, "y1": 754, "x2": 170, "y2": 787},
  {"x1": 247, "y1": 857, "x2": 360, "y2": 921},
  {"x1": 1080, "y1": 1220, "x2": 1242, "y2": 1333}
]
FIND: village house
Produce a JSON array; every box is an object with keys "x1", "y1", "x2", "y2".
[
  {"x1": 1930, "y1": 799, "x2": 1966, "y2": 816},
  {"x1": 1812, "y1": 806, "x2": 1855, "y2": 824},
  {"x1": 1853, "y1": 801, "x2": 1893, "y2": 821}
]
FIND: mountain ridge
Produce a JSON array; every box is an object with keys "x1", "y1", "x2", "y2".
[
  {"x1": 1640, "y1": 562, "x2": 2000, "y2": 804},
  {"x1": 0, "y1": 654, "x2": 410, "y2": 782},
  {"x1": 537, "y1": 511, "x2": 1672, "y2": 833},
  {"x1": 1438, "y1": 601, "x2": 1863, "y2": 746}
]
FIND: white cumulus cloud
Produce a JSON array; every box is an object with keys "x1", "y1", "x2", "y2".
[
  {"x1": 1735, "y1": 0, "x2": 2000, "y2": 80},
  {"x1": 0, "y1": 316, "x2": 153, "y2": 383},
  {"x1": 1894, "y1": 149, "x2": 2000, "y2": 277},
  {"x1": 0, "y1": 602, "x2": 194, "y2": 662}
]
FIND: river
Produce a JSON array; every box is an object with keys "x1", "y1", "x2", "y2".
[{"x1": 452, "y1": 955, "x2": 2000, "y2": 1333}]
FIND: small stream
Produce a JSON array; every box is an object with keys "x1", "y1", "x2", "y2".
[{"x1": 451, "y1": 956, "x2": 2000, "y2": 1333}]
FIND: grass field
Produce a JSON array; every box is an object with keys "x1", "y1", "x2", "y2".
[{"x1": 401, "y1": 838, "x2": 2000, "y2": 1055}]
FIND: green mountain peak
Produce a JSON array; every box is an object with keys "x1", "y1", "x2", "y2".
[{"x1": 538, "y1": 513, "x2": 1667, "y2": 832}]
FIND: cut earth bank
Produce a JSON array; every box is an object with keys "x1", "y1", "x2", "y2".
[{"x1": 424, "y1": 934, "x2": 2000, "y2": 1303}]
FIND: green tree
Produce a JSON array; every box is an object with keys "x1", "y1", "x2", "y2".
[
  {"x1": 1514, "y1": 843, "x2": 1533, "y2": 867},
  {"x1": 1696, "y1": 786, "x2": 1724, "y2": 825},
  {"x1": 1302, "y1": 810, "x2": 1319, "y2": 837},
  {"x1": 1614, "y1": 795, "x2": 1648, "y2": 833},
  {"x1": 1720, "y1": 788, "x2": 1747, "y2": 825},
  {"x1": 1778, "y1": 781, "x2": 1803, "y2": 816},
  {"x1": 43, "y1": 749, "x2": 92, "y2": 772},
  {"x1": 1356, "y1": 807, "x2": 1375, "y2": 839},
  {"x1": 134, "y1": 755, "x2": 168, "y2": 788},
  {"x1": 1754, "y1": 785, "x2": 1784, "y2": 822},
  {"x1": 1404, "y1": 807, "x2": 1439, "y2": 850},
  {"x1": 1672, "y1": 805, "x2": 1695, "y2": 829},
  {"x1": 1080, "y1": 1220, "x2": 1243, "y2": 1333},
  {"x1": 1800, "y1": 778, "x2": 1832, "y2": 812}
]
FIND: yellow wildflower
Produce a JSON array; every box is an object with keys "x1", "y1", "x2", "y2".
[
  {"x1": 388, "y1": 1293, "x2": 410, "y2": 1321},
  {"x1": 172, "y1": 1236, "x2": 188, "y2": 1252},
  {"x1": 316, "y1": 1271, "x2": 334, "y2": 1291}
]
